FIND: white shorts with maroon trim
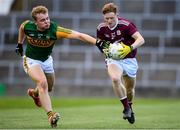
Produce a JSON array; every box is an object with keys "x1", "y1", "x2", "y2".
[{"x1": 105, "y1": 58, "x2": 138, "y2": 78}]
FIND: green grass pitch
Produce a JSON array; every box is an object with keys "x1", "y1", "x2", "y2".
[{"x1": 0, "y1": 97, "x2": 180, "y2": 129}]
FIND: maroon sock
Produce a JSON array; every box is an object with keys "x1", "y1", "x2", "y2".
[{"x1": 120, "y1": 98, "x2": 130, "y2": 109}]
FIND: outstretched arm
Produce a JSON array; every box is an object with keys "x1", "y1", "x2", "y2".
[
  {"x1": 56, "y1": 27, "x2": 111, "y2": 53},
  {"x1": 65, "y1": 30, "x2": 96, "y2": 45},
  {"x1": 68, "y1": 31, "x2": 111, "y2": 54}
]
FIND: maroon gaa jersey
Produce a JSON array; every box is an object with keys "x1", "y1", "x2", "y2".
[{"x1": 97, "y1": 17, "x2": 138, "y2": 58}]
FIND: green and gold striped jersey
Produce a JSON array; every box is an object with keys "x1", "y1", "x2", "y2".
[{"x1": 22, "y1": 20, "x2": 72, "y2": 61}]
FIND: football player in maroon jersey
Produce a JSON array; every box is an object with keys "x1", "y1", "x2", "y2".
[{"x1": 97, "y1": 3, "x2": 145, "y2": 124}]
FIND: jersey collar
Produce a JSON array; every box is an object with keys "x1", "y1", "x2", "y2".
[{"x1": 108, "y1": 17, "x2": 118, "y2": 30}]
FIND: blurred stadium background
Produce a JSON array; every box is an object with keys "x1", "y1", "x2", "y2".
[{"x1": 0, "y1": 0, "x2": 180, "y2": 98}]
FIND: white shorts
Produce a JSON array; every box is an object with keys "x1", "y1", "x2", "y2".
[
  {"x1": 105, "y1": 58, "x2": 138, "y2": 78},
  {"x1": 23, "y1": 56, "x2": 54, "y2": 74}
]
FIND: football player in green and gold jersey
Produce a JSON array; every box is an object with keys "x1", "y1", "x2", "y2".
[{"x1": 15, "y1": 5, "x2": 109, "y2": 128}]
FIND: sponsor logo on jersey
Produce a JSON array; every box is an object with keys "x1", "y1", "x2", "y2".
[
  {"x1": 38, "y1": 34, "x2": 43, "y2": 38},
  {"x1": 27, "y1": 36, "x2": 54, "y2": 47},
  {"x1": 29, "y1": 34, "x2": 35, "y2": 37}
]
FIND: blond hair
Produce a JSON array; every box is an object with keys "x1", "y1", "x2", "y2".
[
  {"x1": 102, "y1": 3, "x2": 118, "y2": 14},
  {"x1": 31, "y1": 5, "x2": 48, "y2": 20}
]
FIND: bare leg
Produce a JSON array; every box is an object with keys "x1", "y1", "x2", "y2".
[
  {"x1": 107, "y1": 63, "x2": 134, "y2": 123},
  {"x1": 45, "y1": 73, "x2": 55, "y2": 92},
  {"x1": 28, "y1": 64, "x2": 52, "y2": 112},
  {"x1": 31, "y1": 73, "x2": 55, "y2": 97},
  {"x1": 123, "y1": 75, "x2": 136, "y2": 124},
  {"x1": 123, "y1": 75, "x2": 136, "y2": 103},
  {"x1": 107, "y1": 64, "x2": 127, "y2": 99}
]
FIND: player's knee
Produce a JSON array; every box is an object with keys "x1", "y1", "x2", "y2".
[
  {"x1": 111, "y1": 76, "x2": 118, "y2": 82},
  {"x1": 127, "y1": 88, "x2": 134, "y2": 95},
  {"x1": 38, "y1": 80, "x2": 47, "y2": 87},
  {"x1": 37, "y1": 79, "x2": 48, "y2": 92},
  {"x1": 111, "y1": 76, "x2": 121, "y2": 83},
  {"x1": 127, "y1": 89, "x2": 132, "y2": 95}
]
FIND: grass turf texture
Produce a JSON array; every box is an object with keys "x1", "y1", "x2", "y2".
[{"x1": 0, "y1": 97, "x2": 180, "y2": 129}]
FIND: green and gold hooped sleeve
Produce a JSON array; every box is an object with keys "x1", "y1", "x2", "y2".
[
  {"x1": 20, "y1": 20, "x2": 29, "y2": 30},
  {"x1": 56, "y1": 26, "x2": 72, "y2": 38}
]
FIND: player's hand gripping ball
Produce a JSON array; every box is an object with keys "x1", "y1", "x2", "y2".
[
  {"x1": 108, "y1": 42, "x2": 133, "y2": 60},
  {"x1": 108, "y1": 42, "x2": 123, "y2": 60}
]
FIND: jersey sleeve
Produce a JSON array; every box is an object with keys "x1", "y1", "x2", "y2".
[
  {"x1": 20, "y1": 20, "x2": 29, "y2": 31},
  {"x1": 56, "y1": 26, "x2": 72, "y2": 38},
  {"x1": 126, "y1": 22, "x2": 137, "y2": 36},
  {"x1": 20, "y1": 20, "x2": 29, "y2": 28}
]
